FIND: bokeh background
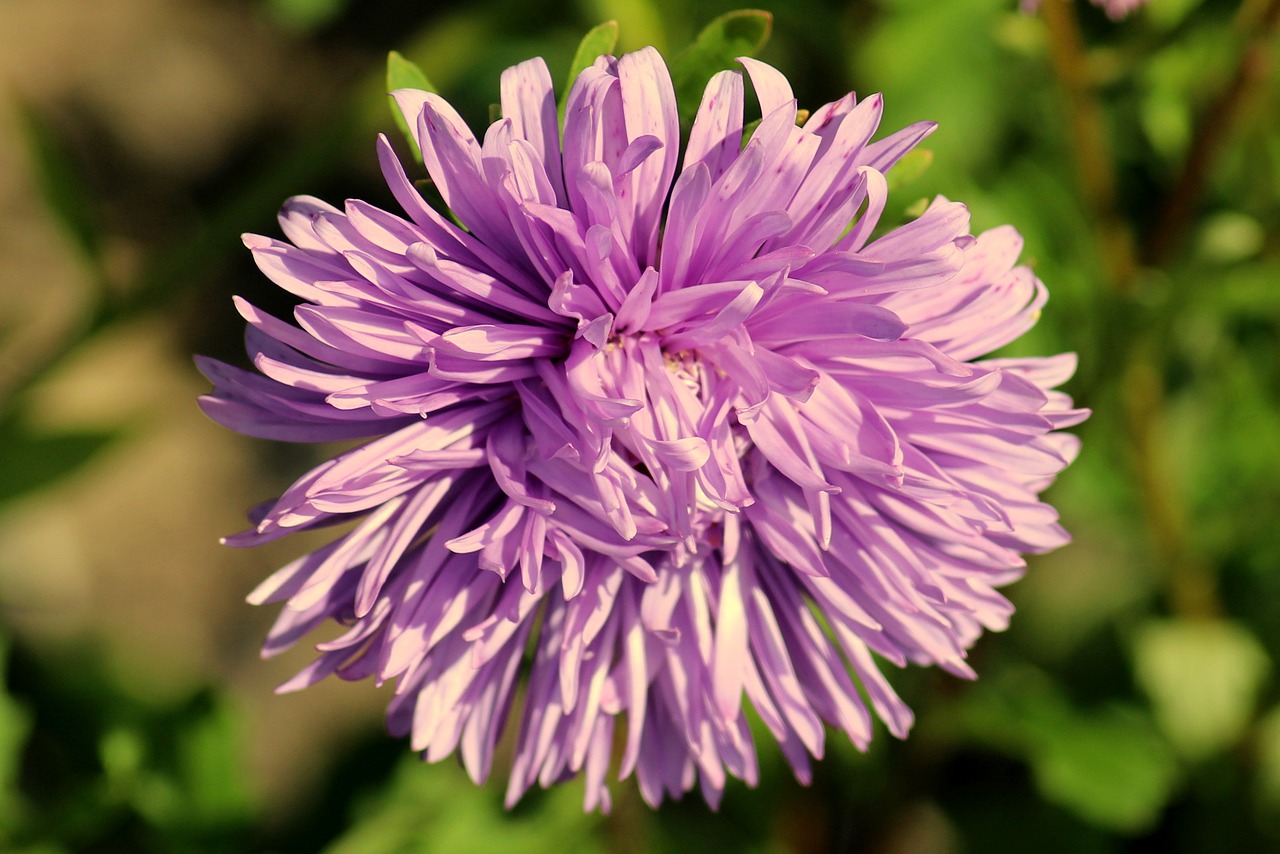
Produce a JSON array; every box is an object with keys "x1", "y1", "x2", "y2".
[{"x1": 1, "y1": 0, "x2": 1278, "y2": 851}]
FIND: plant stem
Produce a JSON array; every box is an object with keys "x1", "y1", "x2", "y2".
[
  {"x1": 1040, "y1": 0, "x2": 1139, "y2": 291},
  {"x1": 1129, "y1": 0, "x2": 1279, "y2": 615},
  {"x1": 1042, "y1": 0, "x2": 1218, "y2": 618}
]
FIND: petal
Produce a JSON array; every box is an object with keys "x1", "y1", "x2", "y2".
[
  {"x1": 617, "y1": 47, "x2": 680, "y2": 267},
  {"x1": 684, "y1": 69, "x2": 745, "y2": 181},
  {"x1": 500, "y1": 57, "x2": 565, "y2": 204}
]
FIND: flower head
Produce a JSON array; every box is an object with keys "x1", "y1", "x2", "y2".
[{"x1": 200, "y1": 48, "x2": 1087, "y2": 811}]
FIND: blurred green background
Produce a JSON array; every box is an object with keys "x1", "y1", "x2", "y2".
[{"x1": 1, "y1": 0, "x2": 1278, "y2": 851}]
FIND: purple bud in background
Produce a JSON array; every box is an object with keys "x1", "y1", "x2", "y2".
[
  {"x1": 1096, "y1": 0, "x2": 1149, "y2": 18},
  {"x1": 1023, "y1": 0, "x2": 1150, "y2": 20},
  {"x1": 200, "y1": 48, "x2": 1088, "y2": 811}
]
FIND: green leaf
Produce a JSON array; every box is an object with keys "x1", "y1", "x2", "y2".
[
  {"x1": 0, "y1": 639, "x2": 32, "y2": 828},
  {"x1": 902, "y1": 197, "x2": 930, "y2": 220},
  {"x1": 1254, "y1": 704, "x2": 1280, "y2": 812},
  {"x1": 386, "y1": 51, "x2": 438, "y2": 161},
  {"x1": 1195, "y1": 211, "x2": 1265, "y2": 264},
  {"x1": 15, "y1": 102, "x2": 103, "y2": 274},
  {"x1": 0, "y1": 418, "x2": 118, "y2": 504},
  {"x1": 325, "y1": 757, "x2": 606, "y2": 854},
  {"x1": 960, "y1": 668, "x2": 1180, "y2": 833},
  {"x1": 174, "y1": 694, "x2": 253, "y2": 826},
  {"x1": 560, "y1": 21, "x2": 620, "y2": 116},
  {"x1": 1134, "y1": 618, "x2": 1271, "y2": 761},
  {"x1": 265, "y1": 0, "x2": 348, "y2": 32},
  {"x1": 1145, "y1": 0, "x2": 1205, "y2": 30},
  {"x1": 670, "y1": 10, "x2": 773, "y2": 127},
  {"x1": 388, "y1": 50, "x2": 437, "y2": 94},
  {"x1": 1030, "y1": 707, "x2": 1180, "y2": 834},
  {"x1": 1203, "y1": 261, "x2": 1280, "y2": 315},
  {"x1": 886, "y1": 149, "x2": 934, "y2": 192},
  {"x1": 99, "y1": 727, "x2": 145, "y2": 790}
]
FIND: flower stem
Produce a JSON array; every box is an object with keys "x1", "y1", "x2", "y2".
[
  {"x1": 1042, "y1": 0, "x2": 1219, "y2": 618},
  {"x1": 1040, "y1": 0, "x2": 1139, "y2": 291}
]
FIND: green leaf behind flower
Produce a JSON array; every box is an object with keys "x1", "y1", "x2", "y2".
[
  {"x1": 387, "y1": 51, "x2": 439, "y2": 161},
  {"x1": 324, "y1": 757, "x2": 607, "y2": 854},
  {"x1": 1134, "y1": 618, "x2": 1271, "y2": 761},
  {"x1": 961, "y1": 667, "x2": 1180, "y2": 834},
  {"x1": 265, "y1": 0, "x2": 350, "y2": 33},
  {"x1": 0, "y1": 416, "x2": 119, "y2": 504},
  {"x1": 0, "y1": 638, "x2": 32, "y2": 834},
  {"x1": 15, "y1": 102, "x2": 105, "y2": 280},
  {"x1": 670, "y1": 10, "x2": 773, "y2": 128},
  {"x1": 560, "y1": 21, "x2": 620, "y2": 118}
]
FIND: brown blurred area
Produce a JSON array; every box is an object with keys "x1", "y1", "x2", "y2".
[{"x1": 0, "y1": 0, "x2": 389, "y2": 816}]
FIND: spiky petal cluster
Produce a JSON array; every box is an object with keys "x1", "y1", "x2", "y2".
[{"x1": 200, "y1": 48, "x2": 1087, "y2": 811}]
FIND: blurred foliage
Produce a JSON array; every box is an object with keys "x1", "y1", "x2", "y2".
[
  {"x1": 13, "y1": 104, "x2": 107, "y2": 283},
  {"x1": 2, "y1": 0, "x2": 1280, "y2": 851},
  {"x1": 0, "y1": 416, "x2": 119, "y2": 505},
  {"x1": 325, "y1": 760, "x2": 610, "y2": 854},
  {"x1": 0, "y1": 640, "x2": 257, "y2": 853},
  {"x1": 265, "y1": 0, "x2": 353, "y2": 34}
]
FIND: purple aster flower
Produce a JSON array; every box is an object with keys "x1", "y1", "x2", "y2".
[{"x1": 200, "y1": 48, "x2": 1087, "y2": 811}]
